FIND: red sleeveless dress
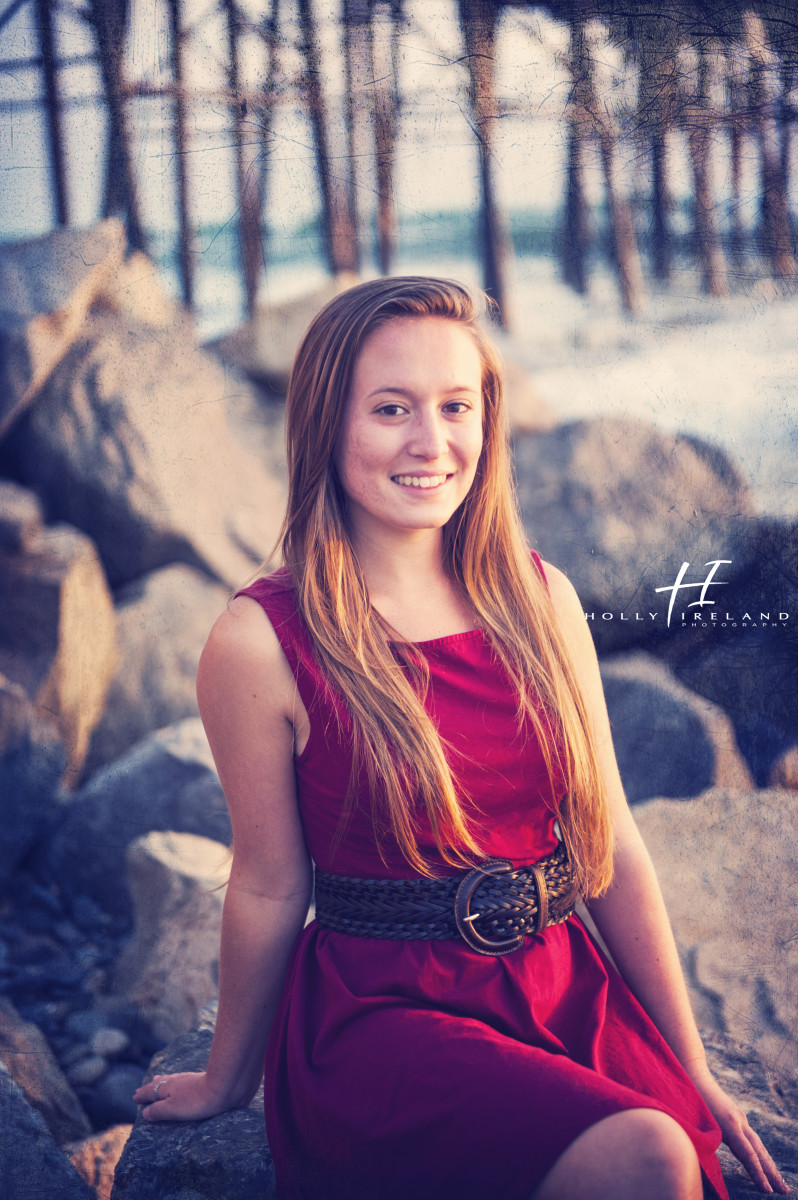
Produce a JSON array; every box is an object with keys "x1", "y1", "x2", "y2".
[{"x1": 237, "y1": 563, "x2": 727, "y2": 1200}]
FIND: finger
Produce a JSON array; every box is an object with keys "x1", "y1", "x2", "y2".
[
  {"x1": 133, "y1": 1075, "x2": 169, "y2": 1113},
  {"x1": 738, "y1": 1121, "x2": 789, "y2": 1194},
  {"x1": 744, "y1": 1126, "x2": 790, "y2": 1195},
  {"x1": 728, "y1": 1121, "x2": 788, "y2": 1195}
]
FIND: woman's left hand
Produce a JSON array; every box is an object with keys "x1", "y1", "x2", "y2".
[{"x1": 687, "y1": 1062, "x2": 789, "y2": 1195}]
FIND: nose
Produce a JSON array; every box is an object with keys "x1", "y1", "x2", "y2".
[{"x1": 407, "y1": 409, "x2": 448, "y2": 460}]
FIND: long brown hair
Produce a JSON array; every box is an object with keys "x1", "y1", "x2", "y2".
[{"x1": 279, "y1": 276, "x2": 612, "y2": 897}]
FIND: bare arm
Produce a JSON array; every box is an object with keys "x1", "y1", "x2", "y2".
[
  {"x1": 545, "y1": 562, "x2": 788, "y2": 1196},
  {"x1": 133, "y1": 594, "x2": 313, "y2": 1120}
]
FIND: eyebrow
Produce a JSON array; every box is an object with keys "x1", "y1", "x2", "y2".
[{"x1": 364, "y1": 385, "x2": 480, "y2": 400}]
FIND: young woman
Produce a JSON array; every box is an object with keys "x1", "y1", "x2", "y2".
[{"x1": 133, "y1": 277, "x2": 787, "y2": 1200}]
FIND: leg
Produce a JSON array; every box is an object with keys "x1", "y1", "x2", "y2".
[{"x1": 530, "y1": 1108, "x2": 703, "y2": 1200}]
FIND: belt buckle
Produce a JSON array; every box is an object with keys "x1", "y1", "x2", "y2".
[{"x1": 454, "y1": 858, "x2": 526, "y2": 956}]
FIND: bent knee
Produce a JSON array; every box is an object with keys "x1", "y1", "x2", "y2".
[
  {"x1": 532, "y1": 1107, "x2": 702, "y2": 1200},
  {"x1": 617, "y1": 1109, "x2": 700, "y2": 1174}
]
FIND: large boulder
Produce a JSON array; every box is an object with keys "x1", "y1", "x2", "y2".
[
  {"x1": 514, "y1": 418, "x2": 755, "y2": 651},
  {"x1": 0, "y1": 997, "x2": 91, "y2": 1146},
  {"x1": 0, "y1": 482, "x2": 116, "y2": 782},
  {"x1": 110, "y1": 1004, "x2": 274, "y2": 1200},
  {"x1": 656, "y1": 519, "x2": 798, "y2": 783},
  {"x1": 0, "y1": 1061, "x2": 94, "y2": 1199},
  {"x1": 0, "y1": 673, "x2": 65, "y2": 890},
  {"x1": 601, "y1": 653, "x2": 753, "y2": 803},
  {"x1": 490, "y1": 333, "x2": 559, "y2": 433},
  {"x1": 1, "y1": 305, "x2": 285, "y2": 588},
  {"x1": 634, "y1": 788, "x2": 798, "y2": 1074},
  {"x1": 0, "y1": 220, "x2": 125, "y2": 438},
  {"x1": 206, "y1": 275, "x2": 357, "y2": 392},
  {"x1": 114, "y1": 832, "x2": 227, "y2": 1042},
  {"x1": 32, "y1": 719, "x2": 231, "y2": 923},
  {"x1": 83, "y1": 565, "x2": 229, "y2": 779}
]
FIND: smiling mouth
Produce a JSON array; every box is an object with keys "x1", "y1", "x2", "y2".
[{"x1": 392, "y1": 474, "x2": 450, "y2": 490}]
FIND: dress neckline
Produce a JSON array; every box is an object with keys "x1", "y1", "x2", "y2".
[{"x1": 390, "y1": 627, "x2": 485, "y2": 650}]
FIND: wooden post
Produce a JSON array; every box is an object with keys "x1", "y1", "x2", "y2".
[
  {"x1": 34, "y1": 0, "x2": 69, "y2": 227},
  {"x1": 298, "y1": 0, "x2": 358, "y2": 276},
  {"x1": 257, "y1": 0, "x2": 281, "y2": 240},
  {"x1": 222, "y1": 0, "x2": 263, "y2": 316},
  {"x1": 370, "y1": 0, "x2": 401, "y2": 275},
  {"x1": 89, "y1": 0, "x2": 147, "y2": 252},
  {"x1": 682, "y1": 44, "x2": 729, "y2": 297},
  {"x1": 562, "y1": 7, "x2": 589, "y2": 294},
  {"x1": 727, "y1": 60, "x2": 746, "y2": 267},
  {"x1": 566, "y1": 18, "x2": 644, "y2": 314},
  {"x1": 780, "y1": 59, "x2": 792, "y2": 198},
  {"x1": 166, "y1": 0, "x2": 193, "y2": 308},
  {"x1": 638, "y1": 22, "x2": 679, "y2": 284},
  {"x1": 458, "y1": 0, "x2": 513, "y2": 328},
  {"x1": 342, "y1": 0, "x2": 369, "y2": 274},
  {"x1": 743, "y1": 12, "x2": 796, "y2": 280}
]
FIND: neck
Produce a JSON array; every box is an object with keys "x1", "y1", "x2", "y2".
[
  {"x1": 349, "y1": 522, "x2": 446, "y2": 595},
  {"x1": 347, "y1": 523, "x2": 477, "y2": 642}
]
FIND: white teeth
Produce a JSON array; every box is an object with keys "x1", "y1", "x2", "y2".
[{"x1": 394, "y1": 474, "x2": 447, "y2": 489}]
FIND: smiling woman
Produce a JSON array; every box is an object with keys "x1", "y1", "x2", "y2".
[
  {"x1": 133, "y1": 277, "x2": 787, "y2": 1200},
  {"x1": 335, "y1": 316, "x2": 485, "y2": 633}
]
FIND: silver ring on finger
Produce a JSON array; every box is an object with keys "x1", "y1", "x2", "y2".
[{"x1": 153, "y1": 1080, "x2": 163, "y2": 1101}]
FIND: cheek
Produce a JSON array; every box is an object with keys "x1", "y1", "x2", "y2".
[{"x1": 337, "y1": 429, "x2": 385, "y2": 496}]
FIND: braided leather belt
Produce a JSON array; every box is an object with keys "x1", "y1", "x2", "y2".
[{"x1": 314, "y1": 841, "x2": 576, "y2": 957}]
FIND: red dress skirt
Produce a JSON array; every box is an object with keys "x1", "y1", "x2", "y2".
[{"x1": 237, "y1": 568, "x2": 727, "y2": 1200}]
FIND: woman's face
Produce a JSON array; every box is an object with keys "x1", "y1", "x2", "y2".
[{"x1": 336, "y1": 316, "x2": 484, "y2": 546}]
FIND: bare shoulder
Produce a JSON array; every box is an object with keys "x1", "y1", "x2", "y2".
[
  {"x1": 537, "y1": 559, "x2": 588, "y2": 640},
  {"x1": 197, "y1": 593, "x2": 296, "y2": 718}
]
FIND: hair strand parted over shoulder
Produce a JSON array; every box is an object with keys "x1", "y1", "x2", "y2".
[{"x1": 278, "y1": 276, "x2": 613, "y2": 896}]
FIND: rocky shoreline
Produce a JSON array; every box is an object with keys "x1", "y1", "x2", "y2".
[{"x1": 0, "y1": 221, "x2": 795, "y2": 1196}]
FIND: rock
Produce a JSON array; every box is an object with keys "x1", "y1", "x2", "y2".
[
  {"x1": 2, "y1": 305, "x2": 284, "y2": 588},
  {"x1": 0, "y1": 479, "x2": 44, "y2": 549},
  {"x1": 502, "y1": 355, "x2": 558, "y2": 433},
  {"x1": 656, "y1": 519, "x2": 798, "y2": 783},
  {"x1": 0, "y1": 673, "x2": 66, "y2": 890},
  {"x1": 114, "y1": 832, "x2": 227, "y2": 1042},
  {"x1": 703, "y1": 1033, "x2": 798, "y2": 1198},
  {"x1": 68, "y1": 1124, "x2": 132, "y2": 1200},
  {"x1": 513, "y1": 417, "x2": 755, "y2": 651},
  {"x1": 100, "y1": 250, "x2": 185, "y2": 331},
  {"x1": 83, "y1": 564, "x2": 229, "y2": 778},
  {"x1": 111, "y1": 1003, "x2": 275, "y2": 1200},
  {"x1": 0, "y1": 510, "x2": 116, "y2": 782},
  {"x1": 90, "y1": 1028, "x2": 130, "y2": 1059},
  {"x1": 634, "y1": 788, "x2": 798, "y2": 1073},
  {"x1": 0, "y1": 1060, "x2": 94, "y2": 1198},
  {"x1": 601, "y1": 653, "x2": 753, "y2": 803},
  {"x1": 33, "y1": 719, "x2": 231, "y2": 923},
  {"x1": 65, "y1": 1055, "x2": 108, "y2": 1088},
  {"x1": 112, "y1": 1004, "x2": 796, "y2": 1199},
  {"x1": 769, "y1": 745, "x2": 798, "y2": 789},
  {"x1": 79, "y1": 1064, "x2": 144, "y2": 1129},
  {"x1": 0, "y1": 997, "x2": 91, "y2": 1146},
  {"x1": 488, "y1": 334, "x2": 559, "y2": 433},
  {"x1": 0, "y1": 220, "x2": 125, "y2": 438},
  {"x1": 206, "y1": 274, "x2": 357, "y2": 392},
  {"x1": 64, "y1": 1009, "x2": 110, "y2": 1044}
]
